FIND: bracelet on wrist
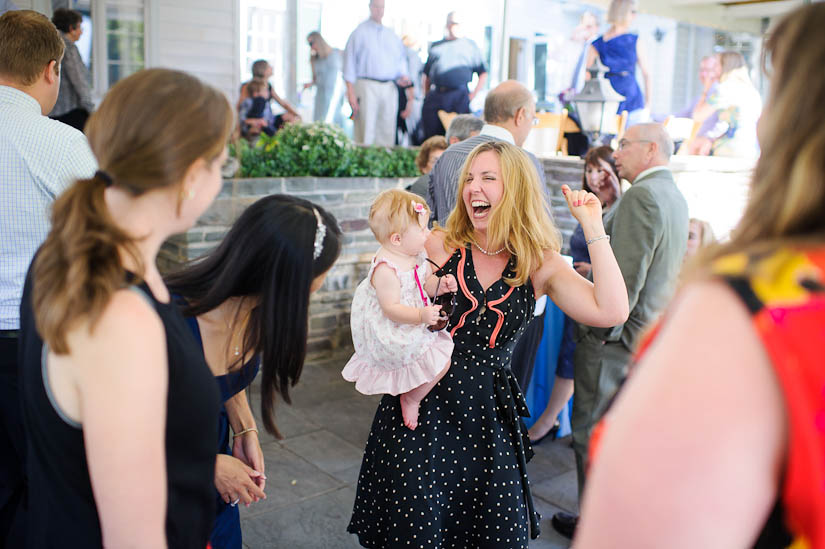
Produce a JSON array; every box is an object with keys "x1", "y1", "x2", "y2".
[
  {"x1": 586, "y1": 234, "x2": 610, "y2": 246},
  {"x1": 232, "y1": 427, "x2": 258, "y2": 439}
]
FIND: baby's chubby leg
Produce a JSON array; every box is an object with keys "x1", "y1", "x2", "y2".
[{"x1": 399, "y1": 360, "x2": 451, "y2": 430}]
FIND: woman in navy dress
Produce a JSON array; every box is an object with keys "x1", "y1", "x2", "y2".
[
  {"x1": 586, "y1": 0, "x2": 651, "y2": 124},
  {"x1": 166, "y1": 195, "x2": 342, "y2": 549},
  {"x1": 347, "y1": 141, "x2": 629, "y2": 547}
]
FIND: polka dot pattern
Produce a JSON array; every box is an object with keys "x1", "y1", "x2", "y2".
[{"x1": 348, "y1": 247, "x2": 541, "y2": 548}]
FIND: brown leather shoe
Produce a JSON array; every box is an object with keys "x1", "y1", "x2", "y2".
[{"x1": 551, "y1": 511, "x2": 578, "y2": 539}]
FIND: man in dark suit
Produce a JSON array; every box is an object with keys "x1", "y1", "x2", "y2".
[{"x1": 553, "y1": 123, "x2": 689, "y2": 538}]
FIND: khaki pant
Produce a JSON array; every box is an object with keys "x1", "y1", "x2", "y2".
[
  {"x1": 354, "y1": 79, "x2": 398, "y2": 146},
  {"x1": 571, "y1": 334, "x2": 631, "y2": 500}
]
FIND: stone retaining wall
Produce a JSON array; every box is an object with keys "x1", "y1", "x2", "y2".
[
  {"x1": 158, "y1": 176, "x2": 417, "y2": 357},
  {"x1": 159, "y1": 156, "x2": 752, "y2": 359}
]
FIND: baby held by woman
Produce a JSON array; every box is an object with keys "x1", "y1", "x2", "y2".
[{"x1": 342, "y1": 189, "x2": 456, "y2": 429}]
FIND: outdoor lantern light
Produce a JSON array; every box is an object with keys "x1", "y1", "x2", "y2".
[{"x1": 571, "y1": 58, "x2": 625, "y2": 143}]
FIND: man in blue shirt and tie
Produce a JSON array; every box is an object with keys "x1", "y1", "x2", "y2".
[{"x1": 343, "y1": 0, "x2": 412, "y2": 146}]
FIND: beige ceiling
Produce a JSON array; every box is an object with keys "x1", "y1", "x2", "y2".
[{"x1": 586, "y1": 0, "x2": 805, "y2": 33}]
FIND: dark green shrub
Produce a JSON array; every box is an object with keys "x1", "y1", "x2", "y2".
[{"x1": 235, "y1": 122, "x2": 419, "y2": 178}]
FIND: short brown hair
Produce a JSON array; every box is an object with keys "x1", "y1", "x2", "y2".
[
  {"x1": 415, "y1": 135, "x2": 447, "y2": 173},
  {"x1": 251, "y1": 59, "x2": 270, "y2": 78},
  {"x1": 0, "y1": 10, "x2": 64, "y2": 86},
  {"x1": 246, "y1": 79, "x2": 266, "y2": 96}
]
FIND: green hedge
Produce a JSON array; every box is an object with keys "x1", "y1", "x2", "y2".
[{"x1": 236, "y1": 121, "x2": 419, "y2": 178}]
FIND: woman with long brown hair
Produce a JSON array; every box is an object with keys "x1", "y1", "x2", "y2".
[
  {"x1": 18, "y1": 68, "x2": 234, "y2": 548},
  {"x1": 575, "y1": 4, "x2": 825, "y2": 547}
]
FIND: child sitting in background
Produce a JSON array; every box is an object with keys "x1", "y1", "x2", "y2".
[
  {"x1": 239, "y1": 80, "x2": 277, "y2": 137},
  {"x1": 342, "y1": 189, "x2": 456, "y2": 430}
]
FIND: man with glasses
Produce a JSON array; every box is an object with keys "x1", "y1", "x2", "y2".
[{"x1": 552, "y1": 123, "x2": 688, "y2": 539}]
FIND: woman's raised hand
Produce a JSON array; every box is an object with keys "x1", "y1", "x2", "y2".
[{"x1": 561, "y1": 184, "x2": 603, "y2": 227}]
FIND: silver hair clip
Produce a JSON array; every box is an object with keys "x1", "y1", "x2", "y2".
[{"x1": 313, "y1": 208, "x2": 326, "y2": 260}]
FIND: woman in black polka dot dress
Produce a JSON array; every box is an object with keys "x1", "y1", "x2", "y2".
[{"x1": 348, "y1": 141, "x2": 629, "y2": 548}]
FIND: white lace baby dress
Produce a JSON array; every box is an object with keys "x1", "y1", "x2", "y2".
[{"x1": 342, "y1": 254, "x2": 454, "y2": 396}]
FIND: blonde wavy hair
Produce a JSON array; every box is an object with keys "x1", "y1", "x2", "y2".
[
  {"x1": 442, "y1": 141, "x2": 561, "y2": 287},
  {"x1": 696, "y1": 4, "x2": 825, "y2": 273}
]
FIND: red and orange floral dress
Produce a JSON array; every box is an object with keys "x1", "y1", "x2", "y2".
[{"x1": 591, "y1": 247, "x2": 825, "y2": 548}]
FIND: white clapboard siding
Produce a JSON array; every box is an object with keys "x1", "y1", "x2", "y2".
[{"x1": 147, "y1": 0, "x2": 240, "y2": 102}]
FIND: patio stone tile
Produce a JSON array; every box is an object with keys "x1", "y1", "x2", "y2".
[
  {"x1": 301, "y1": 394, "x2": 382, "y2": 449},
  {"x1": 527, "y1": 436, "x2": 576, "y2": 484},
  {"x1": 241, "y1": 486, "x2": 361, "y2": 549},
  {"x1": 241, "y1": 442, "x2": 343, "y2": 520},
  {"x1": 531, "y1": 468, "x2": 580, "y2": 515},
  {"x1": 280, "y1": 430, "x2": 364, "y2": 476}
]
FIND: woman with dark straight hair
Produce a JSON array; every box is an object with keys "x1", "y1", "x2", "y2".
[
  {"x1": 19, "y1": 68, "x2": 234, "y2": 547},
  {"x1": 165, "y1": 194, "x2": 342, "y2": 549}
]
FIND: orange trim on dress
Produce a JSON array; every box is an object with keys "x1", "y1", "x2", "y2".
[
  {"x1": 486, "y1": 286, "x2": 515, "y2": 348},
  {"x1": 435, "y1": 247, "x2": 457, "y2": 271},
  {"x1": 451, "y1": 248, "x2": 478, "y2": 338}
]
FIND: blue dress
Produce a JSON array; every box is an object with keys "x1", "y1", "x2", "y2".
[
  {"x1": 181, "y1": 309, "x2": 261, "y2": 549},
  {"x1": 591, "y1": 34, "x2": 644, "y2": 114}
]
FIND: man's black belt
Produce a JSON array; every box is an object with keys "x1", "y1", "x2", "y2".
[
  {"x1": 0, "y1": 330, "x2": 19, "y2": 338},
  {"x1": 359, "y1": 77, "x2": 393, "y2": 83},
  {"x1": 432, "y1": 85, "x2": 466, "y2": 93}
]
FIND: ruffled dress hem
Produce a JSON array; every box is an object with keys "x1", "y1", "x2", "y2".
[{"x1": 342, "y1": 329, "x2": 453, "y2": 396}]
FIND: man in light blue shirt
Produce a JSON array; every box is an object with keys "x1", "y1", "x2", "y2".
[
  {"x1": 0, "y1": 11, "x2": 97, "y2": 544},
  {"x1": 343, "y1": 0, "x2": 411, "y2": 146}
]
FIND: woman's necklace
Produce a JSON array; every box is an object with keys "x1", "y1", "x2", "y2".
[
  {"x1": 474, "y1": 242, "x2": 506, "y2": 256},
  {"x1": 225, "y1": 299, "x2": 245, "y2": 358}
]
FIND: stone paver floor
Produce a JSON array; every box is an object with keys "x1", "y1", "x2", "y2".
[{"x1": 241, "y1": 350, "x2": 576, "y2": 549}]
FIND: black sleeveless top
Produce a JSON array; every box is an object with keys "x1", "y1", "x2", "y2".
[{"x1": 19, "y1": 271, "x2": 220, "y2": 548}]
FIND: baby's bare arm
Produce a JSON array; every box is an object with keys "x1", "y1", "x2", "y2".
[{"x1": 373, "y1": 264, "x2": 440, "y2": 325}]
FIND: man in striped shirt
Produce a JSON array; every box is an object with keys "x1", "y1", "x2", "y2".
[{"x1": 0, "y1": 11, "x2": 97, "y2": 544}]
